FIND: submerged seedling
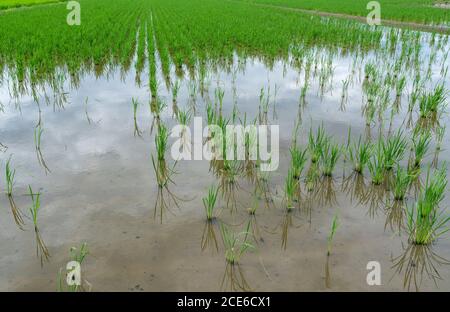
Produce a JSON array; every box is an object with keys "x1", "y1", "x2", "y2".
[
  {"x1": 321, "y1": 139, "x2": 341, "y2": 177},
  {"x1": 284, "y1": 169, "x2": 297, "y2": 210},
  {"x1": 5, "y1": 157, "x2": 15, "y2": 196},
  {"x1": 290, "y1": 145, "x2": 307, "y2": 179},
  {"x1": 383, "y1": 130, "x2": 408, "y2": 171},
  {"x1": 411, "y1": 131, "x2": 431, "y2": 168}
]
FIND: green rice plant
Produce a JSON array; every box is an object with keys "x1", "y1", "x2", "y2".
[
  {"x1": 290, "y1": 145, "x2": 307, "y2": 179},
  {"x1": 284, "y1": 168, "x2": 297, "y2": 210},
  {"x1": 412, "y1": 131, "x2": 431, "y2": 168},
  {"x1": 176, "y1": 108, "x2": 191, "y2": 126},
  {"x1": 368, "y1": 141, "x2": 385, "y2": 185},
  {"x1": 348, "y1": 136, "x2": 373, "y2": 174},
  {"x1": 407, "y1": 166, "x2": 449, "y2": 245},
  {"x1": 155, "y1": 124, "x2": 169, "y2": 163},
  {"x1": 220, "y1": 221, "x2": 254, "y2": 265},
  {"x1": 5, "y1": 157, "x2": 15, "y2": 196},
  {"x1": 172, "y1": 80, "x2": 180, "y2": 103},
  {"x1": 28, "y1": 185, "x2": 50, "y2": 266},
  {"x1": 320, "y1": 139, "x2": 341, "y2": 177},
  {"x1": 206, "y1": 101, "x2": 216, "y2": 125},
  {"x1": 392, "y1": 166, "x2": 412, "y2": 201},
  {"x1": 203, "y1": 185, "x2": 219, "y2": 221},
  {"x1": 308, "y1": 124, "x2": 327, "y2": 163},
  {"x1": 419, "y1": 85, "x2": 447, "y2": 119},
  {"x1": 382, "y1": 130, "x2": 408, "y2": 171},
  {"x1": 327, "y1": 214, "x2": 339, "y2": 256}
]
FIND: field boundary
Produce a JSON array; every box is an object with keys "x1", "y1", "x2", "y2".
[
  {"x1": 0, "y1": 1, "x2": 65, "y2": 12},
  {"x1": 236, "y1": 1, "x2": 450, "y2": 34}
]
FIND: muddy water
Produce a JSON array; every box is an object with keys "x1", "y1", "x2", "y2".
[{"x1": 1, "y1": 36, "x2": 450, "y2": 292}]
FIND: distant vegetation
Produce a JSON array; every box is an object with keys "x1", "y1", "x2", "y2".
[{"x1": 0, "y1": 0, "x2": 64, "y2": 10}]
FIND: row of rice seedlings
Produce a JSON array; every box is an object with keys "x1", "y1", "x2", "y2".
[
  {"x1": 28, "y1": 185, "x2": 50, "y2": 266},
  {"x1": 407, "y1": 166, "x2": 449, "y2": 245},
  {"x1": 5, "y1": 157, "x2": 25, "y2": 229},
  {"x1": 57, "y1": 243, "x2": 90, "y2": 292}
]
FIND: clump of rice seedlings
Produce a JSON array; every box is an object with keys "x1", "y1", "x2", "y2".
[
  {"x1": 411, "y1": 131, "x2": 431, "y2": 169},
  {"x1": 57, "y1": 243, "x2": 89, "y2": 292},
  {"x1": 327, "y1": 214, "x2": 339, "y2": 256},
  {"x1": 419, "y1": 85, "x2": 447, "y2": 119},
  {"x1": 28, "y1": 185, "x2": 50, "y2": 266},
  {"x1": 284, "y1": 169, "x2": 297, "y2": 210},
  {"x1": 131, "y1": 98, "x2": 142, "y2": 137},
  {"x1": 320, "y1": 139, "x2": 341, "y2": 177},
  {"x1": 220, "y1": 221, "x2": 254, "y2": 265},
  {"x1": 348, "y1": 136, "x2": 373, "y2": 174},
  {"x1": 176, "y1": 108, "x2": 191, "y2": 126},
  {"x1": 392, "y1": 166, "x2": 412, "y2": 201},
  {"x1": 308, "y1": 124, "x2": 327, "y2": 163},
  {"x1": 203, "y1": 185, "x2": 219, "y2": 221},
  {"x1": 305, "y1": 163, "x2": 320, "y2": 192},
  {"x1": 150, "y1": 97, "x2": 167, "y2": 133},
  {"x1": 368, "y1": 141, "x2": 385, "y2": 185},
  {"x1": 383, "y1": 130, "x2": 408, "y2": 171},
  {"x1": 407, "y1": 166, "x2": 449, "y2": 245},
  {"x1": 171, "y1": 80, "x2": 180, "y2": 104},
  {"x1": 290, "y1": 145, "x2": 307, "y2": 179}
]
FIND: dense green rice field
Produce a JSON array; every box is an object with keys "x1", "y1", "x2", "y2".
[
  {"x1": 242, "y1": 0, "x2": 450, "y2": 25},
  {"x1": 0, "y1": 0, "x2": 63, "y2": 10}
]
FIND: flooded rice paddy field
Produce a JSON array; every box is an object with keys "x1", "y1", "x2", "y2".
[{"x1": 1, "y1": 3, "x2": 450, "y2": 292}]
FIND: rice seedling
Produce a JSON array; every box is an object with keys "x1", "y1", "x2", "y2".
[
  {"x1": 131, "y1": 97, "x2": 142, "y2": 137},
  {"x1": 382, "y1": 130, "x2": 408, "y2": 171},
  {"x1": 411, "y1": 131, "x2": 431, "y2": 169},
  {"x1": 308, "y1": 124, "x2": 327, "y2": 164},
  {"x1": 203, "y1": 185, "x2": 219, "y2": 221},
  {"x1": 284, "y1": 168, "x2": 297, "y2": 210},
  {"x1": 327, "y1": 214, "x2": 339, "y2": 256},
  {"x1": 220, "y1": 221, "x2": 254, "y2": 265},
  {"x1": 33, "y1": 124, "x2": 51, "y2": 174},
  {"x1": 290, "y1": 145, "x2": 307, "y2": 179},
  {"x1": 392, "y1": 166, "x2": 412, "y2": 201},
  {"x1": 320, "y1": 139, "x2": 341, "y2": 177},
  {"x1": 28, "y1": 185, "x2": 50, "y2": 266},
  {"x1": 419, "y1": 85, "x2": 447, "y2": 119},
  {"x1": 407, "y1": 166, "x2": 449, "y2": 245},
  {"x1": 348, "y1": 136, "x2": 372, "y2": 174},
  {"x1": 5, "y1": 156, "x2": 15, "y2": 196},
  {"x1": 368, "y1": 141, "x2": 385, "y2": 185},
  {"x1": 201, "y1": 219, "x2": 219, "y2": 253}
]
